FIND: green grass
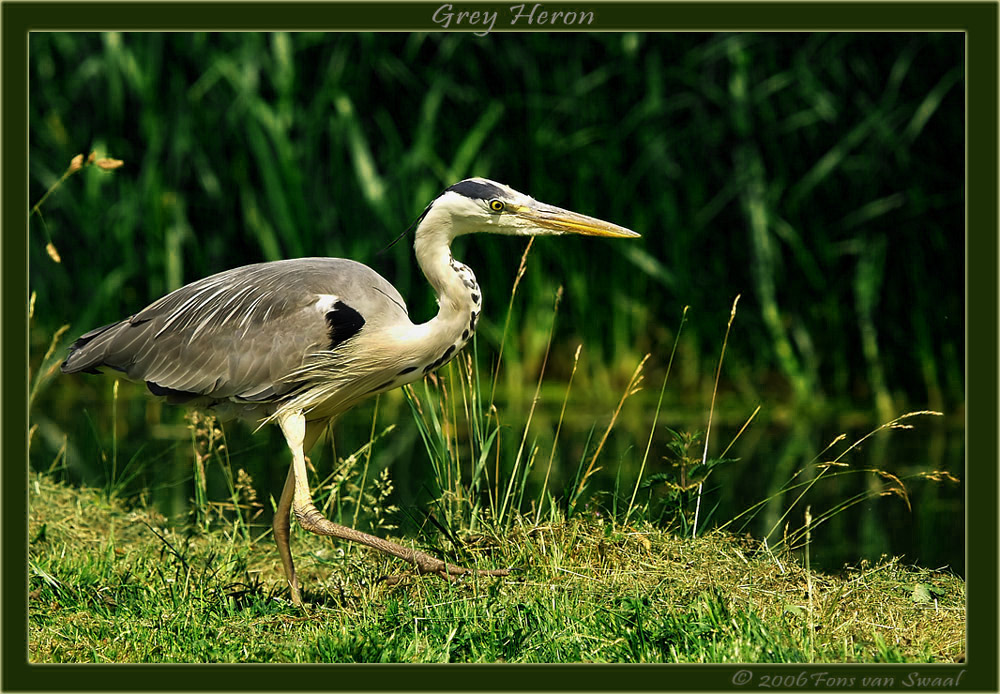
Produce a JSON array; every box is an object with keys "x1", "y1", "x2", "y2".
[{"x1": 28, "y1": 471, "x2": 964, "y2": 663}]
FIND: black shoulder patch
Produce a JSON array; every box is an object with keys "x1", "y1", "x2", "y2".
[
  {"x1": 327, "y1": 300, "x2": 365, "y2": 350},
  {"x1": 446, "y1": 179, "x2": 504, "y2": 201}
]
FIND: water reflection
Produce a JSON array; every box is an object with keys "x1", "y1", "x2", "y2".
[{"x1": 532, "y1": 407, "x2": 965, "y2": 575}]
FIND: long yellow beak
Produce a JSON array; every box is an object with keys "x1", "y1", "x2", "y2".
[{"x1": 512, "y1": 203, "x2": 640, "y2": 238}]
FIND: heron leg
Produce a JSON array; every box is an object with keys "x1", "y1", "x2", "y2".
[
  {"x1": 272, "y1": 463, "x2": 302, "y2": 606},
  {"x1": 275, "y1": 409, "x2": 508, "y2": 589}
]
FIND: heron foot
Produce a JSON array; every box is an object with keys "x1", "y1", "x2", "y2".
[{"x1": 402, "y1": 542, "x2": 510, "y2": 580}]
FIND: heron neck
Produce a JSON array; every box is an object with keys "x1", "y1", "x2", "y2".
[{"x1": 413, "y1": 219, "x2": 482, "y2": 345}]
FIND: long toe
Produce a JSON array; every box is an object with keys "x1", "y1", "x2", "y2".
[
  {"x1": 379, "y1": 558, "x2": 509, "y2": 585},
  {"x1": 434, "y1": 562, "x2": 509, "y2": 581}
]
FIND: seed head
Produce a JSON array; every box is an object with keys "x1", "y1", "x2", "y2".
[
  {"x1": 95, "y1": 157, "x2": 124, "y2": 171},
  {"x1": 46, "y1": 242, "x2": 62, "y2": 263}
]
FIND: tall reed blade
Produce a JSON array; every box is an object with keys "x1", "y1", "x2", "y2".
[
  {"x1": 489, "y1": 238, "x2": 534, "y2": 405},
  {"x1": 352, "y1": 394, "x2": 381, "y2": 529},
  {"x1": 499, "y1": 286, "x2": 562, "y2": 526},
  {"x1": 536, "y1": 343, "x2": 582, "y2": 525},
  {"x1": 805, "y1": 505, "x2": 815, "y2": 662},
  {"x1": 693, "y1": 294, "x2": 740, "y2": 538},
  {"x1": 570, "y1": 353, "x2": 649, "y2": 513},
  {"x1": 626, "y1": 306, "x2": 688, "y2": 521}
]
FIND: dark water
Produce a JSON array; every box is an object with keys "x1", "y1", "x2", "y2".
[
  {"x1": 670, "y1": 412, "x2": 965, "y2": 575},
  {"x1": 471, "y1": 405, "x2": 965, "y2": 576}
]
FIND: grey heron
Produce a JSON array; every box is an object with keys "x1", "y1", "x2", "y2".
[{"x1": 61, "y1": 178, "x2": 638, "y2": 606}]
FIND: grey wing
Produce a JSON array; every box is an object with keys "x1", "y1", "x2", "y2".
[{"x1": 61, "y1": 257, "x2": 410, "y2": 403}]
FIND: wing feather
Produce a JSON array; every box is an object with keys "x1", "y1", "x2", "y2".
[{"x1": 62, "y1": 258, "x2": 410, "y2": 405}]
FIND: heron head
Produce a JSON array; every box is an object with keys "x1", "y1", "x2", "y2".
[{"x1": 424, "y1": 177, "x2": 639, "y2": 240}]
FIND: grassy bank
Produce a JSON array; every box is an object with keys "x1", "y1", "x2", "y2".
[{"x1": 28, "y1": 472, "x2": 964, "y2": 663}]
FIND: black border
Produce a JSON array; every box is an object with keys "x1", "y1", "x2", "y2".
[
  {"x1": 4, "y1": 3, "x2": 996, "y2": 692},
  {"x1": 0, "y1": 2, "x2": 994, "y2": 30}
]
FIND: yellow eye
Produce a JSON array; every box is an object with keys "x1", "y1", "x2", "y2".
[{"x1": 489, "y1": 199, "x2": 505, "y2": 212}]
